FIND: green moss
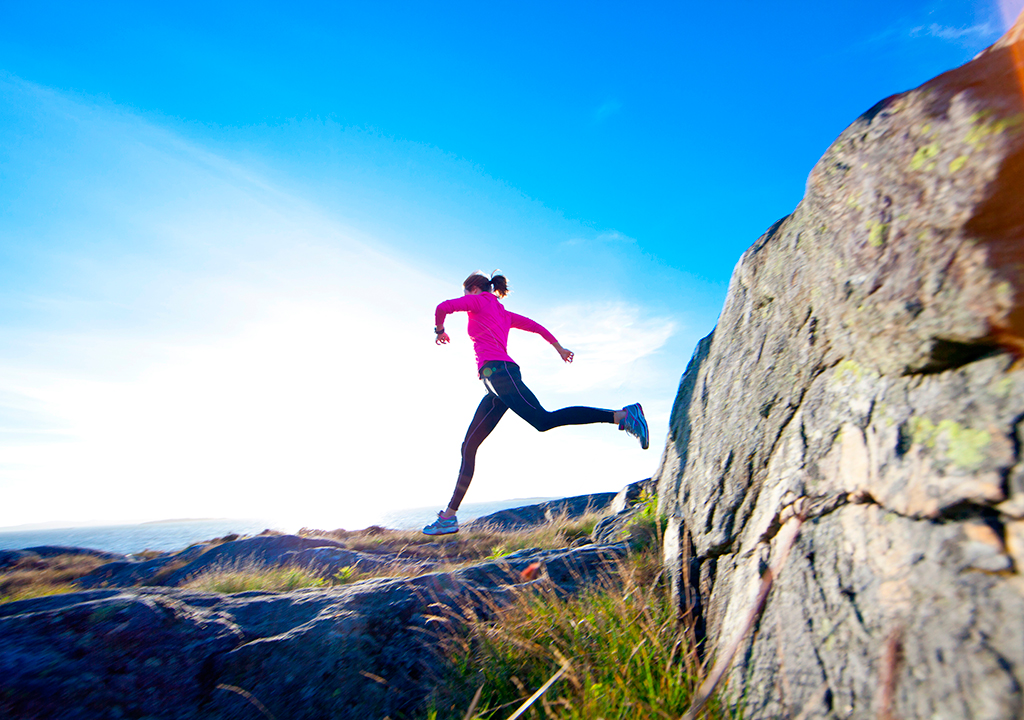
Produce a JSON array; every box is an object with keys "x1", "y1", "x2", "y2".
[
  {"x1": 994, "y1": 113, "x2": 1024, "y2": 133},
  {"x1": 847, "y1": 193, "x2": 864, "y2": 210},
  {"x1": 995, "y1": 281, "x2": 1013, "y2": 303},
  {"x1": 949, "y1": 155, "x2": 968, "y2": 173},
  {"x1": 833, "y1": 359, "x2": 863, "y2": 382},
  {"x1": 991, "y1": 377, "x2": 1014, "y2": 399},
  {"x1": 866, "y1": 220, "x2": 889, "y2": 247},
  {"x1": 910, "y1": 417, "x2": 938, "y2": 447},
  {"x1": 909, "y1": 417, "x2": 991, "y2": 471},
  {"x1": 824, "y1": 633, "x2": 837, "y2": 652},
  {"x1": 911, "y1": 143, "x2": 939, "y2": 171},
  {"x1": 943, "y1": 422, "x2": 991, "y2": 471},
  {"x1": 965, "y1": 113, "x2": 1024, "y2": 150}
]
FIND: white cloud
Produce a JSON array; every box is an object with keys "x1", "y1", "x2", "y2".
[{"x1": 523, "y1": 302, "x2": 676, "y2": 394}]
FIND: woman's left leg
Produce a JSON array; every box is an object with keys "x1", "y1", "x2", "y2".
[{"x1": 483, "y1": 361, "x2": 615, "y2": 431}]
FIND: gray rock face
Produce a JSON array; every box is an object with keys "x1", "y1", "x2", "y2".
[
  {"x1": 655, "y1": 16, "x2": 1024, "y2": 720},
  {"x1": 0, "y1": 543, "x2": 627, "y2": 719}
]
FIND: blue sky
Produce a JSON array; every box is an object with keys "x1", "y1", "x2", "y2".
[{"x1": 0, "y1": 0, "x2": 1019, "y2": 530}]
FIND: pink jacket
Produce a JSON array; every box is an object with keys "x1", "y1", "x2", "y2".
[{"x1": 435, "y1": 293, "x2": 559, "y2": 371}]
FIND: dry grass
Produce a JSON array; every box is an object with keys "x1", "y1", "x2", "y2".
[
  {"x1": 298, "y1": 511, "x2": 603, "y2": 564},
  {"x1": 145, "y1": 557, "x2": 199, "y2": 586},
  {"x1": 180, "y1": 557, "x2": 471, "y2": 594},
  {"x1": 0, "y1": 554, "x2": 108, "y2": 604},
  {"x1": 174, "y1": 514, "x2": 607, "y2": 594},
  {"x1": 429, "y1": 541, "x2": 737, "y2": 720},
  {"x1": 179, "y1": 562, "x2": 331, "y2": 594}
]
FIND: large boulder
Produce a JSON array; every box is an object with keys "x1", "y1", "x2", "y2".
[{"x1": 655, "y1": 13, "x2": 1024, "y2": 720}]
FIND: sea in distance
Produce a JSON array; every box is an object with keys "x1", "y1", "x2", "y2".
[{"x1": 0, "y1": 497, "x2": 558, "y2": 555}]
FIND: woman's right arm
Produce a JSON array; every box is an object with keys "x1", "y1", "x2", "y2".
[{"x1": 434, "y1": 296, "x2": 477, "y2": 344}]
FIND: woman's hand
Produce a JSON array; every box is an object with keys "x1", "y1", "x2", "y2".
[
  {"x1": 435, "y1": 330, "x2": 451, "y2": 345},
  {"x1": 556, "y1": 344, "x2": 574, "y2": 363}
]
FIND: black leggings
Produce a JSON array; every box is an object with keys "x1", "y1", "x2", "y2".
[{"x1": 447, "y1": 361, "x2": 615, "y2": 511}]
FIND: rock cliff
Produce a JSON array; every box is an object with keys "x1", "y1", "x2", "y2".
[{"x1": 655, "y1": 13, "x2": 1024, "y2": 720}]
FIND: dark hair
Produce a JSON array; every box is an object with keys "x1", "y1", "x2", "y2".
[{"x1": 463, "y1": 271, "x2": 509, "y2": 298}]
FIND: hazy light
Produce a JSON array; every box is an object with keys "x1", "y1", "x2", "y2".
[{"x1": 0, "y1": 78, "x2": 679, "y2": 530}]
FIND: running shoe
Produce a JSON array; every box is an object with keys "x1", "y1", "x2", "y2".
[
  {"x1": 423, "y1": 512, "x2": 459, "y2": 536},
  {"x1": 619, "y1": 403, "x2": 649, "y2": 450}
]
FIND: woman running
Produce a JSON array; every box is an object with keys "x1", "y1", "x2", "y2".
[{"x1": 423, "y1": 270, "x2": 649, "y2": 536}]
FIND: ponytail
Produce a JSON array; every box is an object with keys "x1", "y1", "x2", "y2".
[
  {"x1": 489, "y1": 272, "x2": 509, "y2": 298},
  {"x1": 463, "y1": 270, "x2": 510, "y2": 298}
]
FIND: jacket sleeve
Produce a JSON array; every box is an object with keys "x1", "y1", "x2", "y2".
[
  {"x1": 510, "y1": 312, "x2": 558, "y2": 345},
  {"x1": 435, "y1": 295, "x2": 478, "y2": 327}
]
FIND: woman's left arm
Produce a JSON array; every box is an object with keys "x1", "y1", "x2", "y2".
[{"x1": 510, "y1": 313, "x2": 573, "y2": 363}]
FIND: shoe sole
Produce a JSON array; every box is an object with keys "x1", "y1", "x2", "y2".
[
  {"x1": 423, "y1": 527, "x2": 459, "y2": 536},
  {"x1": 633, "y1": 403, "x2": 649, "y2": 450}
]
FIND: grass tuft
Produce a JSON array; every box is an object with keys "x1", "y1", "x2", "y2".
[
  {"x1": 431, "y1": 543, "x2": 737, "y2": 720},
  {"x1": 179, "y1": 562, "x2": 331, "y2": 594},
  {"x1": 0, "y1": 554, "x2": 108, "y2": 604}
]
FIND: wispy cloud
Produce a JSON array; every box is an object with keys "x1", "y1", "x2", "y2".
[
  {"x1": 517, "y1": 301, "x2": 676, "y2": 395},
  {"x1": 909, "y1": 21, "x2": 1000, "y2": 43},
  {"x1": 561, "y1": 229, "x2": 639, "y2": 248}
]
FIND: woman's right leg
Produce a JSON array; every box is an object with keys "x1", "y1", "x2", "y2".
[{"x1": 446, "y1": 392, "x2": 507, "y2": 513}]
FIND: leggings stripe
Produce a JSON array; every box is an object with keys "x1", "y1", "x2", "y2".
[{"x1": 503, "y1": 360, "x2": 540, "y2": 410}]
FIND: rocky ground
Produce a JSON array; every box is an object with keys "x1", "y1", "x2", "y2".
[{"x1": 0, "y1": 482, "x2": 652, "y2": 720}]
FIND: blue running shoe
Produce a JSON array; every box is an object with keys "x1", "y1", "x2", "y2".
[
  {"x1": 423, "y1": 512, "x2": 459, "y2": 536},
  {"x1": 620, "y1": 403, "x2": 649, "y2": 450}
]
